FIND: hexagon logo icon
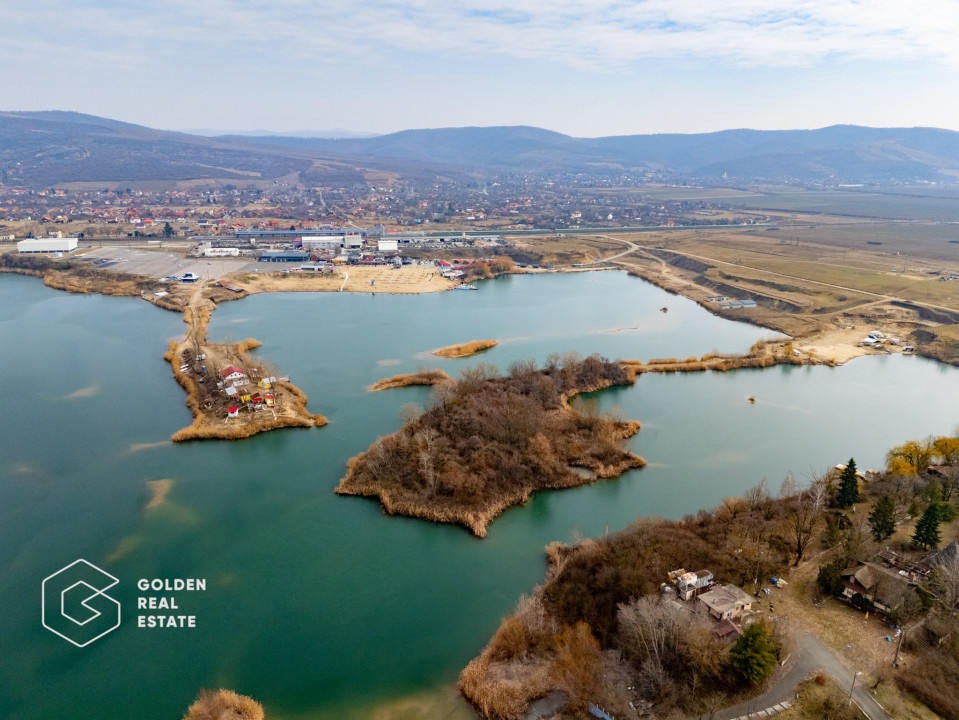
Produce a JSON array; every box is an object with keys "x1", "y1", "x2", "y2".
[{"x1": 42, "y1": 559, "x2": 120, "y2": 647}]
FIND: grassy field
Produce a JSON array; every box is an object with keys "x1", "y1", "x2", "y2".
[
  {"x1": 726, "y1": 189, "x2": 959, "y2": 222},
  {"x1": 634, "y1": 225, "x2": 959, "y2": 311}
]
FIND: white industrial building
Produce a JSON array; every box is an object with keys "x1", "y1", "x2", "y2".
[
  {"x1": 17, "y1": 237, "x2": 79, "y2": 254},
  {"x1": 301, "y1": 236, "x2": 343, "y2": 251},
  {"x1": 377, "y1": 238, "x2": 399, "y2": 253},
  {"x1": 200, "y1": 246, "x2": 240, "y2": 257}
]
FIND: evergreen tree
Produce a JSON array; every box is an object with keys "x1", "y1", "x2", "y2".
[
  {"x1": 913, "y1": 504, "x2": 941, "y2": 550},
  {"x1": 868, "y1": 495, "x2": 896, "y2": 542},
  {"x1": 816, "y1": 561, "x2": 845, "y2": 598},
  {"x1": 836, "y1": 458, "x2": 860, "y2": 508},
  {"x1": 730, "y1": 623, "x2": 779, "y2": 686}
]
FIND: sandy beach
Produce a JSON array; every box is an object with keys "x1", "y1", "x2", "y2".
[
  {"x1": 794, "y1": 327, "x2": 909, "y2": 365},
  {"x1": 223, "y1": 265, "x2": 455, "y2": 294}
]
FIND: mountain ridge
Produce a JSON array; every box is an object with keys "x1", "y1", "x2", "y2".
[{"x1": 4, "y1": 111, "x2": 959, "y2": 186}]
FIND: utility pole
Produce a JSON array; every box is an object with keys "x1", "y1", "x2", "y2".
[
  {"x1": 894, "y1": 625, "x2": 906, "y2": 668},
  {"x1": 847, "y1": 671, "x2": 862, "y2": 706}
]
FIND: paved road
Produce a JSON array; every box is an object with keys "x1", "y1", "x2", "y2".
[{"x1": 712, "y1": 631, "x2": 891, "y2": 720}]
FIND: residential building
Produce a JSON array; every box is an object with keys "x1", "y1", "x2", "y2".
[{"x1": 699, "y1": 584, "x2": 753, "y2": 620}]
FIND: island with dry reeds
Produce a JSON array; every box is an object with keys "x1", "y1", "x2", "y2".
[
  {"x1": 337, "y1": 355, "x2": 645, "y2": 537},
  {"x1": 432, "y1": 339, "x2": 499, "y2": 358},
  {"x1": 368, "y1": 369, "x2": 451, "y2": 391}
]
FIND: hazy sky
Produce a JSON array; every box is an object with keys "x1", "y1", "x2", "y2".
[{"x1": 4, "y1": 0, "x2": 959, "y2": 137}]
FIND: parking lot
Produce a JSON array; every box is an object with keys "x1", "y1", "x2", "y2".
[{"x1": 74, "y1": 247, "x2": 257, "y2": 280}]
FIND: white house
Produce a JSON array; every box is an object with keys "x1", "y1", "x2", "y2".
[{"x1": 220, "y1": 366, "x2": 247, "y2": 382}]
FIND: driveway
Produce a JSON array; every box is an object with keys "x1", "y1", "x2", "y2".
[{"x1": 711, "y1": 631, "x2": 891, "y2": 720}]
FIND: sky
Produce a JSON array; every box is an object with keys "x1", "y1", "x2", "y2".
[{"x1": 4, "y1": 0, "x2": 959, "y2": 137}]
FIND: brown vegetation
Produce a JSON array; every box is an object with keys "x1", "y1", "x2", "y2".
[
  {"x1": 460, "y1": 428, "x2": 959, "y2": 720},
  {"x1": 182, "y1": 688, "x2": 264, "y2": 720},
  {"x1": 432, "y1": 340, "x2": 499, "y2": 359},
  {"x1": 338, "y1": 355, "x2": 644, "y2": 538},
  {"x1": 620, "y1": 340, "x2": 834, "y2": 382},
  {"x1": 780, "y1": 676, "x2": 864, "y2": 720},
  {"x1": 897, "y1": 624, "x2": 959, "y2": 720},
  {"x1": 460, "y1": 489, "x2": 811, "y2": 719},
  {"x1": 369, "y1": 369, "x2": 451, "y2": 392}
]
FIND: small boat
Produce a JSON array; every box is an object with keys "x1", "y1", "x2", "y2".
[{"x1": 454, "y1": 284, "x2": 478, "y2": 291}]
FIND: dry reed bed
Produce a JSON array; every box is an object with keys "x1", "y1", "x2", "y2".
[
  {"x1": 369, "y1": 369, "x2": 451, "y2": 391},
  {"x1": 432, "y1": 339, "x2": 499, "y2": 358},
  {"x1": 620, "y1": 342, "x2": 834, "y2": 382},
  {"x1": 183, "y1": 688, "x2": 264, "y2": 720}
]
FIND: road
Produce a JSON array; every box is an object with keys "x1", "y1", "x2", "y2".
[
  {"x1": 712, "y1": 631, "x2": 891, "y2": 720},
  {"x1": 586, "y1": 236, "x2": 639, "y2": 264}
]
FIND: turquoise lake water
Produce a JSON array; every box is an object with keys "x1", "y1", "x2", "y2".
[{"x1": 2, "y1": 270, "x2": 958, "y2": 719}]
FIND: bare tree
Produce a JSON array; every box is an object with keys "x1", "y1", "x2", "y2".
[
  {"x1": 807, "y1": 472, "x2": 831, "y2": 515},
  {"x1": 785, "y1": 493, "x2": 819, "y2": 566},
  {"x1": 744, "y1": 477, "x2": 770, "y2": 510},
  {"x1": 841, "y1": 515, "x2": 874, "y2": 567},
  {"x1": 780, "y1": 470, "x2": 799, "y2": 498},
  {"x1": 399, "y1": 402, "x2": 421, "y2": 428},
  {"x1": 930, "y1": 548, "x2": 959, "y2": 611},
  {"x1": 415, "y1": 427, "x2": 440, "y2": 494}
]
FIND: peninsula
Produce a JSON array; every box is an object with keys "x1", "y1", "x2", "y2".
[{"x1": 164, "y1": 298, "x2": 327, "y2": 442}]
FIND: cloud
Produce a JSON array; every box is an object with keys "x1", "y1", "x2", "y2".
[{"x1": 5, "y1": 0, "x2": 959, "y2": 73}]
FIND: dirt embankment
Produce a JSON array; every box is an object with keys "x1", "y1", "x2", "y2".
[
  {"x1": 166, "y1": 299, "x2": 326, "y2": 442},
  {"x1": 432, "y1": 340, "x2": 499, "y2": 358}
]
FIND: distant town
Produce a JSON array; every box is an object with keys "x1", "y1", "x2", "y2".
[{"x1": 0, "y1": 175, "x2": 766, "y2": 244}]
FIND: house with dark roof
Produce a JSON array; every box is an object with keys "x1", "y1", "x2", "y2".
[
  {"x1": 841, "y1": 562, "x2": 915, "y2": 613},
  {"x1": 712, "y1": 618, "x2": 744, "y2": 641}
]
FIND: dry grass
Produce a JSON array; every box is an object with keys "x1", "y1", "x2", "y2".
[
  {"x1": 182, "y1": 688, "x2": 264, "y2": 720},
  {"x1": 459, "y1": 653, "x2": 554, "y2": 720},
  {"x1": 369, "y1": 369, "x2": 451, "y2": 392},
  {"x1": 620, "y1": 342, "x2": 821, "y2": 382},
  {"x1": 432, "y1": 340, "x2": 499, "y2": 358},
  {"x1": 778, "y1": 675, "x2": 866, "y2": 720},
  {"x1": 236, "y1": 338, "x2": 262, "y2": 353}
]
